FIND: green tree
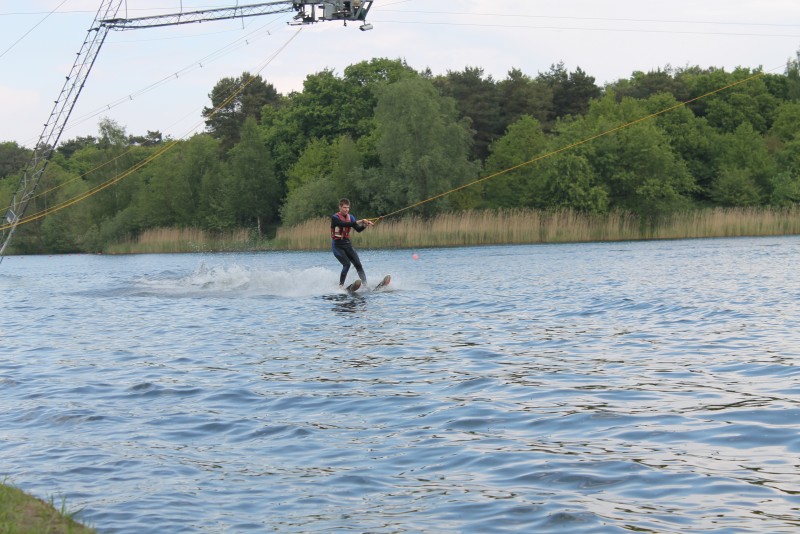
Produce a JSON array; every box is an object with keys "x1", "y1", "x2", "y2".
[
  {"x1": 677, "y1": 66, "x2": 732, "y2": 117},
  {"x1": 134, "y1": 134, "x2": 220, "y2": 230},
  {"x1": 761, "y1": 51, "x2": 800, "y2": 102},
  {"x1": 284, "y1": 137, "x2": 336, "y2": 194},
  {"x1": 562, "y1": 93, "x2": 696, "y2": 217},
  {"x1": 644, "y1": 92, "x2": 721, "y2": 200},
  {"x1": 128, "y1": 130, "x2": 164, "y2": 147},
  {"x1": 68, "y1": 119, "x2": 144, "y2": 239},
  {"x1": 280, "y1": 177, "x2": 335, "y2": 226},
  {"x1": 281, "y1": 136, "x2": 364, "y2": 225},
  {"x1": 769, "y1": 171, "x2": 800, "y2": 206},
  {"x1": 203, "y1": 72, "x2": 280, "y2": 150},
  {"x1": 710, "y1": 167, "x2": 761, "y2": 206},
  {"x1": 0, "y1": 141, "x2": 31, "y2": 179},
  {"x1": 787, "y1": 50, "x2": 800, "y2": 101},
  {"x1": 714, "y1": 122, "x2": 777, "y2": 201},
  {"x1": 609, "y1": 67, "x2": 689, "y2": 102},
  {"x1": 486, "y1": 114, "x2": 607, "y2": 212},
  {"x1": 97, "y1": 117, "x2": 128, "y2": 148},
  {"x1": 772, "y1": 135, "x2": 800, "y2": 206},
  {"x1": 284, "y1": 70, "x2": 350, "y2": 141},
  {"x1": 538, "y1": 62, "x2": 601, "y2": 120},
  {"x1": 263, "y1": 60, "x2": 417, "y2": 180},
  {"x1": 370, "y1": 77, "x2": 477, "y2": 216},
  {"x1": 497, "y1": 68, "x2": 553, "y2": 131},
  {"x1": 433, "y1": 66, "x2": 503, "y2": 161},
  {"x1": 56, "y1": 136, "x2": 97, "y2": 159},
  {"x1": 171, "y1": 134, "x2": 219, "y2": 226},
  {"x1": 482, "y1": 115, "x2": 549, "y2": 208},
  {"x1": 681, "y1": 67, "x2": 777, "y2": 134},
  {"x1": 539, "y1": 154, "x2": 609, "y2": 212},
  {"x1": 91, "y1": 145, "x2": 155, "y2": 247},
  {"x1": 769, "y1": 102, "x2": 800, "y2": 142},
  {"x1": 198, "y1": 160, "x2": 235, "y2": 231},
  {"x1": 777, "y1": 135, "x2": 800, "y2": 172},
  {"x1": 340, "y1": 58, "x2": 419, "y2": 138},
  {"x1": 40, "y1": 163, "x2": 92, "y2": 252},
  {"x1": 261, "y1": 69, "x2": 350, "y2": 184},
  {"x1": 228, "y1": 117, "x2": 279, "y2": 236}
]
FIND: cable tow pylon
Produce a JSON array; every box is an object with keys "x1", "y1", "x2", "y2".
[
  {"x1": 0, "y1": 1, "x2": 375, "y2": 264},
  {"x1": 0, "y1": 0, "x2": 123, "y2": 263}
]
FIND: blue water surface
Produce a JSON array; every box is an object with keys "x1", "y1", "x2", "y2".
[{"x1": 1, "y1": 236, "x2": 799, "y2": 532}]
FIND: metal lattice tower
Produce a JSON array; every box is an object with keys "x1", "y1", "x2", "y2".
[{"x1": 0, "y1": 0, "x2": 124, "y2": 262}]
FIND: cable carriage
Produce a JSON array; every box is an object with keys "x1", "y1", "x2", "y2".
[{"x1": 291, "y1": 1, "x2": 374, "y2": 30}]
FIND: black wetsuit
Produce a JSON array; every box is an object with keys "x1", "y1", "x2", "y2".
[{"x1": 331, "y1": 212, "x2": 367, "y2": 286}]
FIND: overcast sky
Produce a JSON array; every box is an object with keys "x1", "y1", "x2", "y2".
[{"x1": 1, "y1": 0, "x2": 799, "y2": 147}]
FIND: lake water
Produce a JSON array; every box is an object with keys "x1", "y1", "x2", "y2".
[{"x1": 1, "y1": 236, "x2": 799, "y2": 533}]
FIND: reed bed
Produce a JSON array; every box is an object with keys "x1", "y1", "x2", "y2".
[
  {"x1": 274, "y1": 207, "x2": 800, "y2": 250},
  {"x1": 106, "y1": 227, "x2": 252, "y2": 254},
  {"x1": 653, "y1": 207, "x2": 800, "y2": 239},
  {"x1": 109, "y1": 207, "x2": 800, "y2": 253}
]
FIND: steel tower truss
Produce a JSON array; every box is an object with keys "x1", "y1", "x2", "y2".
[{"x1": 0, "y1": 0, "x2": 123, "y2": 261}]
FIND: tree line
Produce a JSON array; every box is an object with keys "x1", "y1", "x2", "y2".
[{"x1": 1, "y1": 54, "x2": 799, "y2": 254}]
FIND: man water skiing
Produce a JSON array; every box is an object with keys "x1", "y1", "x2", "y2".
[{"x1": 331, "y1": 198, "x2": 373, "y2": 288}]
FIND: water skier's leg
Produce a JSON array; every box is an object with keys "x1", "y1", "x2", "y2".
[
  {"x1": 332, "y1": 243, "x2": 351, "y2": 286},
  {"x1": 346, "y1": 247, "x2": 367, "y2": 284}
]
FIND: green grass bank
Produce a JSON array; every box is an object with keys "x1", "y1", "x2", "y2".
[
  {"x1": 106, "y1": 206, "x2": 800, "y2": 254},
  {"x1": 0, "y1": 482, "x2": 96, "y2": 534}
]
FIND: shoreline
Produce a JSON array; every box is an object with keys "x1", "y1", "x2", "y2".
[
  {"x1": 2, "y1": 207, "x2": 798, "y2": 257},
  {"x1": 0, "y1": 482, "x2": 96, "y2": 533},
  {"x1": 109, "y1": 207, "x2": 800, "y2": 255}
]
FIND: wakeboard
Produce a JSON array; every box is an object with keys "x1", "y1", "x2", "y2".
[
  {"x1": 345, "y1": 279, "x2": 362, "y2": 293},
  {"x1": 374, "y1": 274, "x2": 391, "y2": 291}
]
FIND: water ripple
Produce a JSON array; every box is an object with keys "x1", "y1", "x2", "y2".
[{"x1": 1, "y1": 240, "x2": 799, "y2": 532}]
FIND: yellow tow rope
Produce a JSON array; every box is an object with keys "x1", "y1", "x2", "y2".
[{"x1": 364, "y1": 69, "x2": 770, "y2": 225}]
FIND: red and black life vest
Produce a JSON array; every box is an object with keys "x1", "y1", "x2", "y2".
[{"x1": 331, "y1": 212, "x2": 354, "y2": 240}]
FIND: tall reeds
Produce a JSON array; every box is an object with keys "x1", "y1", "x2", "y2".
[
  {"x1": 106, "y1": 227, "x2": 252, "y2": 254},
  {"x1": 108, "y1": 207, "x2": 800, "y2": 253},
  {"x1": 653, "y1": 207, "x2": 800, "y2": 239},
  {"x1": 275, "y1": 207, "x2": 800, "y2": 250}
]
